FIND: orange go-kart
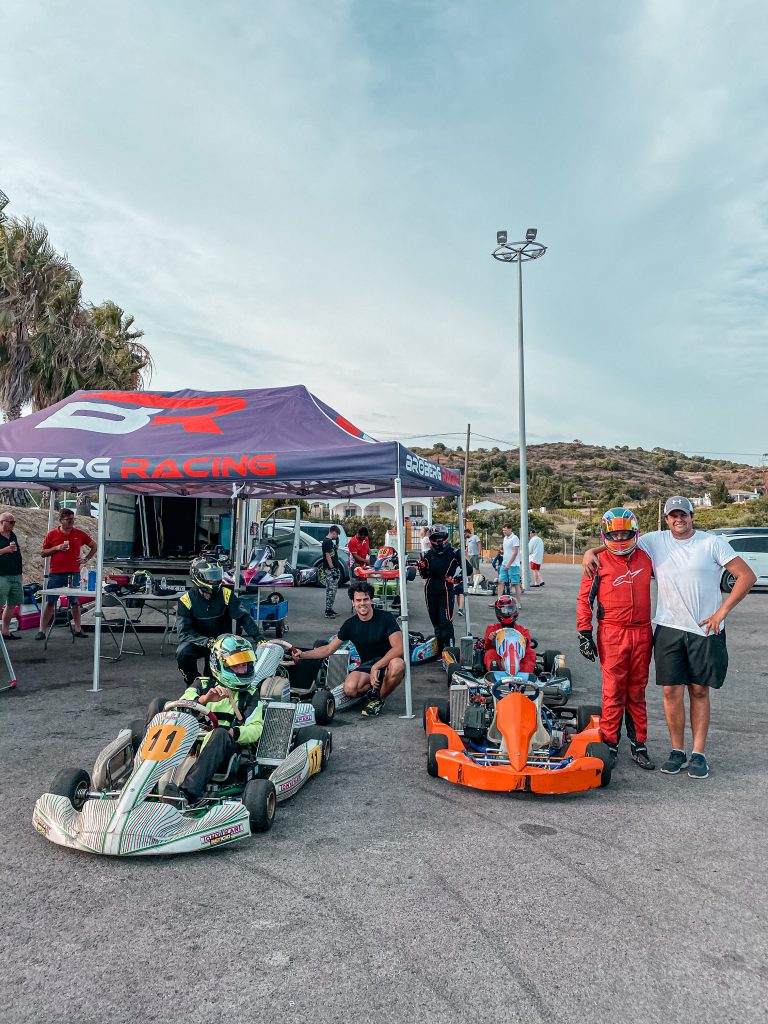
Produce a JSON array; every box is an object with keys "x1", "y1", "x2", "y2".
[{"x1": 423, "y1": 678, "x2": 611, "y2": 795}]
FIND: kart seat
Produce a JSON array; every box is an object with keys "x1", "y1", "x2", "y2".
[
  {"x1": 260, "y1": 675, "x2": 290, "y2": 700},
  {"x1": 487, "y1": 687, "x2": 549, "y2": 753}
]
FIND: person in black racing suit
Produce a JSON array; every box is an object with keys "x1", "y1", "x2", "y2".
[
  {"x1": 418, "y1": 525, "x2": 461, "y2": 653},
  {"x1": 176, "y1": 557, "x2": 263, "y2": 685}
]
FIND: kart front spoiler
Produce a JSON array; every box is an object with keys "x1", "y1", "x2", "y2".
[{"x1": 432, "y1": 748, "x2": 603, "y2": 794}]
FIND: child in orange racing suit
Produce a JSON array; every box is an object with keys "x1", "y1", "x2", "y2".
[
  {"x1": 576, "y1": 507, "x2": 654, "y2": 770},
  {"x1": 482, "y1": 596, "x2": 537, "y2": 675}
]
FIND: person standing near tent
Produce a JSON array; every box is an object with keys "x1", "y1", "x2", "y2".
[
  {"x1": 0, "y1": 512, "x2": 23, "y2": 640},
  {"x1": 321, "y1": 525, "x2": 341, "y2": 619},
  {"x1": 419, "y1": 526, "x2": 431, "y2": 556},
  {"x1": 465, "y1": 529, "x2": 482, "y2": 573},
  {"x1": 348, "y1": 526, "x2": 370, "y2": 571},
  {"x1": 529, "y1": 529, "x2": 545, "y2": 587},
  {"x1": 418, "y1": 525, "x2": 461, "y2": 652},
  {"x1": 38, "y1": 509, "x2": 97, "y2": 640},
  {"x1": 497, "y1": 523, "x2": 522, "y2": 608}
]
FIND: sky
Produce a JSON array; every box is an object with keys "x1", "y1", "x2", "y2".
[{"x1": 2, "y1": 0, "x2": 766, "y2": 464}]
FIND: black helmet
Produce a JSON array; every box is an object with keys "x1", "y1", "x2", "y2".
[
  {"x1": 428, "y1": 524, "x2": 449, "y2": 552},
  {"x1": 190, "y1": 557, "x2": 223, "y2": 598}
]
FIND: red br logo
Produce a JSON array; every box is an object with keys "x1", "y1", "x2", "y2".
[{"x1": 34, "y1": 392, "x2": 247, "y2": 436}]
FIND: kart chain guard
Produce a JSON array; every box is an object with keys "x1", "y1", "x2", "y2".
[
  {"x1": 449, "y1": 684, "x2": 470, "y2": 733},
  {"x1": 255, "y1": 702, "x2": 296, "y2": 766}
]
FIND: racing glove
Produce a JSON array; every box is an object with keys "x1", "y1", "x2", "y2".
[
  {"x1": 417, "y1": 558, "x2": 430, "y2": 579},
  {"x1": 578, "y1": 629, "x2": 598, "y2": 662}
]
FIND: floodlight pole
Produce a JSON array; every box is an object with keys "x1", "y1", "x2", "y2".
[{"x1": 492, "y1": 231, "x2": 547, "y2": 589}]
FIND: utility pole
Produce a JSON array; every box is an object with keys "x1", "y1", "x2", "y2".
[{"x1": 462, "y1": 424, "x2": 470, "y2": 511}]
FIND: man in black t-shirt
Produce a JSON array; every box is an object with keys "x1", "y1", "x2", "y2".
[
  {"x1": 321, "y1": 525, "x2": 341, "y2": 619},
  {"x1": 0, "y1": 511, "x2": 24, "y2": 641},
  {"x1": 291, "y1": 581, "x2": 405, "y2": 718}
]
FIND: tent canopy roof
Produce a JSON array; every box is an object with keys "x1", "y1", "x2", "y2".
[{"x1": 0, "y1": 386, "x2": 461, "y2": 498}]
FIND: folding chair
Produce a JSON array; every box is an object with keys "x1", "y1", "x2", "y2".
[{"x1": 98, "y1": 592, "x2": 146, "y2": 662}]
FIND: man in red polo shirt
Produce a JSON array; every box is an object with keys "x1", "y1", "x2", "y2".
[
  {"x1": 38, "y1": 509, "x2": 98, "y2": 639},
  {"x1": 347, "y1": 526, "x2": 370, "y2": 571}
]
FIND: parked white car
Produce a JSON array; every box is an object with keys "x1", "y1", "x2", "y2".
[{"x1": 713, "y1": 530, "x2": 768, "y2": 592}]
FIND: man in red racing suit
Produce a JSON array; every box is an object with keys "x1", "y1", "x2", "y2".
[{"x1": 576, "y1": 506, "x2": 654, "y2": 770}]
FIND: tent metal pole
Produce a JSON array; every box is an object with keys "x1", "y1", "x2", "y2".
[
  {"x1": 44, "y1": 490, "x2": 56, "y2": 579},
  {"x1": 394, "y1": 476, "x2": 413, "y2": 719},
  {"x1": 456, "y1": 493, "x2": 472, "y2": 636},
  {"x1": 231, "y1": 491, "x2": 245, "y2": 631},
  {"x1": 91, "y1": 484, "x2": 107, "y2": 692}
]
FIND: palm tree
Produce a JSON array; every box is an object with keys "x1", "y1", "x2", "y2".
[{"x1": 0, "y1": 217, "x2": 153, "y2": 511}]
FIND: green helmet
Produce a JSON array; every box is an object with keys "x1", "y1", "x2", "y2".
[
  {"x1": 209, "y1": 634, "x2": 257, "y2": 690},
  {"x1": 132, "y1": 569, "x2": 153, "y2": 592},
  {"x1": 190, "y1": 557, "x2": 223, "y2": 597}
]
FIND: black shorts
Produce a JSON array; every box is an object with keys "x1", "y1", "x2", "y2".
[{"x1": 653, "y1": 625, "x2": 729, "y2": 689}]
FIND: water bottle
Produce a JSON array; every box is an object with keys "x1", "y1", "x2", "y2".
[
  {"x1": 145, "y1": 575, "x2": 152, "y2": 594},
  {"x1": 80, "y1": 566, "x2": 88, "y2": 590},
  {"x1": 160, "y1": 576, "x2": 167, "y2": 591}
]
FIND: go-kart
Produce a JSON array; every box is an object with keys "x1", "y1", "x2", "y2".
[
  {"x1": 225, "y1": 544, "x2": 317, "y2": 589},
  {"x1": 32, "y1": 644, "x2": 332, "y2": 856},
  {"x1": 423, "y1": 677, "x2": 609, "y2": 794},
  {"x1": 442, "y1": 631, "x2": 573, "y2": 696}
]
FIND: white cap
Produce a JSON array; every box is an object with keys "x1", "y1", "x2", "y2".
[{"x1": 664, "y1": 496, "x2": 694, "y2": 515}]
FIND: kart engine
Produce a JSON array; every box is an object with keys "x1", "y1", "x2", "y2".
[{"x1": 461, "y1": 691, "x2": 495, "y2": 741}]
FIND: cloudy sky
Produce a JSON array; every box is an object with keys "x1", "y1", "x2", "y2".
[{"x1": 2, "y1": 0, "x2": 766, "y2": 463}]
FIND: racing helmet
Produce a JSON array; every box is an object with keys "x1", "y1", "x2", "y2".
[
  {"x1": 600, "y1": 507, "x2": 639, "y2": 556},
  {"x1": 494, "y1": 595, "x2": 520, "y2": 626},
  {"x1": 190, "y1": 557, "x2": 224, "y2": 597},
  {"x1": 428, "y1": 525, "x2": 449, "y2": 552},
  {"x1": 131, "y1": 569, "x2": 153, "y2": 592},
  {"x1": 209, "y1": 634, "x2": 257, "y2": 690}
]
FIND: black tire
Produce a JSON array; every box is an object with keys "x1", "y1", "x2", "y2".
[
  {"x1": 129, "y1": 718, "x2": 146, "y2": 754},
  {"x1": 446, "y1": 663, "x2": 458, "y2": 685},
  {"x1": 423, "y1": 698, "x2": 451, "y2": 728},
  {"x1": 49, "y1": 768, "x2": 92, "y2": 810},
  {"x1": 586, "y1": 741, "x2": 612, "y2": 788},
  {"x1": 558, "y1": 667, "x2": 573, "y2": 686},
  {"x1": 577, "y1": 704, "x2": 602, "y2": 731},
  {"x1": 242, "y1": 779, "x2": 276, "y2": 831},
  {"x1": 293, "y1": 725, "x2": 332, "y2": 769},
  {"x1": 721, "y1": 570, "x2": 736, "y2": 594},
  {"x1": 427, "y1": 734, "x2": 449, "y2": 778},
  {"x1": 542, "y1": 649, "x2": 561, "y2": 673},
  {"x1": 310, "y1": 687, "x2": 336, "y2": 726}
]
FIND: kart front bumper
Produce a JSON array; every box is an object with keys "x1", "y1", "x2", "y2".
[
  {"x1": 433, "y1": 749, "x2": 604, "y2": 794},
  {"x1": 32, "y1": 793, "x2": 251, "y2": 856}
]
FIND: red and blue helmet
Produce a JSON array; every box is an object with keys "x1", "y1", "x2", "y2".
[{"x1": 600, "y1": 507, "x2": 639, "y2": 556}]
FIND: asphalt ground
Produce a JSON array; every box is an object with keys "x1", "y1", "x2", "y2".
[{"x1": 1, "y1": 563, "x2": 767, "y2": 1024}]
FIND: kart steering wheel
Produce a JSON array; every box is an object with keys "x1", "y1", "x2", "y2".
[
  {"x1": 491, "y1": 678, "x2": 543, "y2": 702},
  {"x1": 163, "y1": 699, "x2": 219, "y2": 730}
]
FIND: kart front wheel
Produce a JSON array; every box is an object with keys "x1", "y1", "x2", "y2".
[
  {"x1": 294, "y1": 725, "x2": 332, "y2": 769},
  {"x1": 49, "y1": 768, "x2": 92, "y2": 811},
  {"x1": 422, "y1": 699, "x2": 450, "y2": 731},
  {"x1": 586, "y1": 742, "x2": 613, "y2": 788},
  {"x1": 243, "y1": 779, "x2": 277, "y2": 832},
  {"x1": 577, "y1": 704, "x2": 602, "y2": 732},
  {"x1": 311, "y1": 687, "x2": 336, "y2": 726},
  {"x1": 427, "y1": 734, "x2": 449, "y2": 778}
]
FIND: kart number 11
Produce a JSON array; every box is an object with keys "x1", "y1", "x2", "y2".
[{"x1": 140, "y1": 724, "x2": 188, "y2": 761}]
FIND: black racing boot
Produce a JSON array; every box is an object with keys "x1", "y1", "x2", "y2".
[{"x1": 630, "y1": 741, "x2": 655, "y2": 770}]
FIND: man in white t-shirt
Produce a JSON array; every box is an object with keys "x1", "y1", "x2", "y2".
[
  {"x1": 464, "y1": 529, "x2": 482, "y2": 572},
  {"x1": 583, "y1": 496, "x2": 755, "y2": 779},
  {"x1": 528, "y1": 529, "x2": 545, "y2": 587},
  {"x1": 497, "y1": 523, "x2": 522, "y2": 608}
]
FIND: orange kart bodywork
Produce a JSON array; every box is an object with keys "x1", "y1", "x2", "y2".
[{"x1": 425, "y1": 693, "x2": 605, "y2": 795}]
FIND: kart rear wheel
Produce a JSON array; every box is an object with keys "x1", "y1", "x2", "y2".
[
  {"x1": 558, "y1": 667, "x2": 573, "y2": 686},
  {"x1": 293, "y1": 725, "x2": 333, "y2": 769},
  {"x1": 542, "y1": 649, "x2": 561, "y2": 673},
  {"x1": 310, "y1": 687, "x2": 336, "y2": 726},
  {"x1": 586, "y1": 741, "x2": 612, "y2": 788},
  {"x1": 50, "y1": 768, "x2": 92, "y2": 811},
  {"x1": 427, "y1": 735, "x2": 448, "y2": 778},
  {"x1": 577, "y1": 704, "x2": 602, "y2": 731},
  {"x1": 446, "y1": 663, "x2": 458, "y2": 685},
  {"x1": 243, "y1": 779, "x2": 277, "y2": 832}
]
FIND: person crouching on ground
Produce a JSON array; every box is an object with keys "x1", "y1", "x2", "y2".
[
  {"x1": 291, "y1": 580, "x2": 405, "y2": 718},
  {"x1": 576, "y1": 507, "x2": 654, "y2": 770},
  {"x1": 482, "y1": 596, "x2": 536, "y2": 675}
]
